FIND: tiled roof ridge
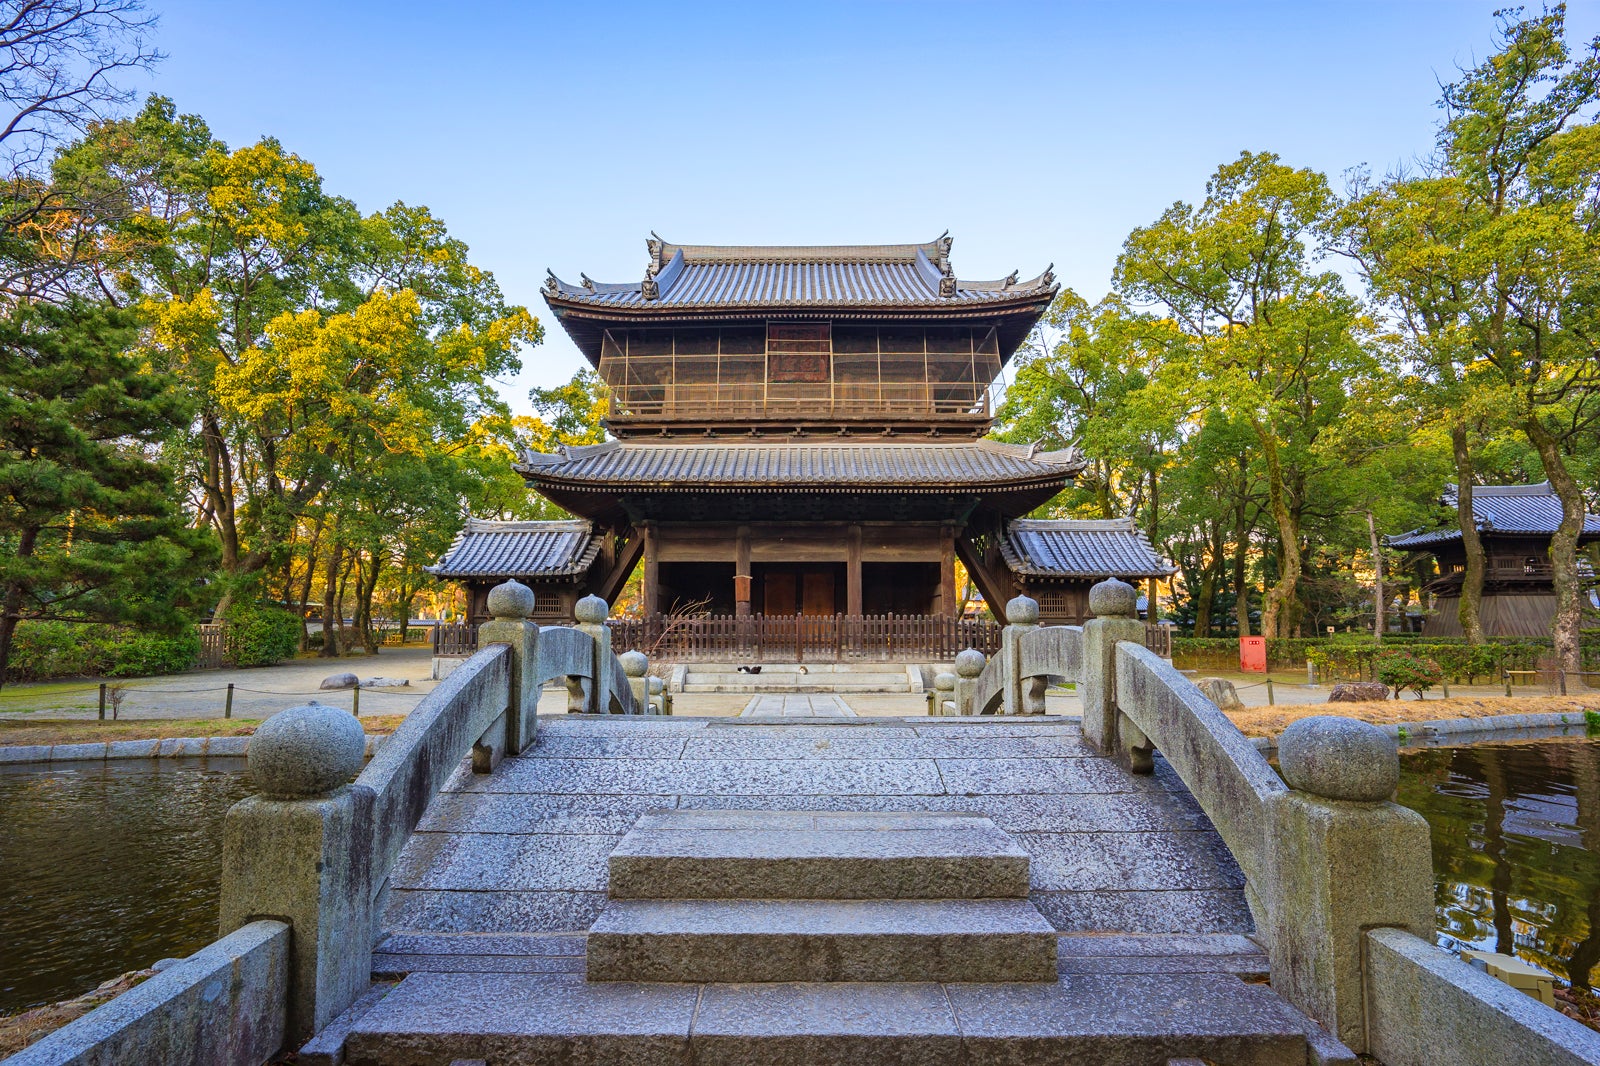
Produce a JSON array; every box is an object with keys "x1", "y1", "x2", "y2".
[
  {"x1": 653, "y1": 237, "x2": 951, "y2": 265},
  {"x1": 519, "y1": 438, "x2": 1081, "y2": 466},
  {"x1": 542, "y1": 231, "x2": 1057, "y2": 307},
  {"x1": 462, "y1": 517, "x2": 591, "y2": 533},
  {"x1": 1445, "y1": 481, "x2": 1553, "y2": 499},
  {"x1": 1010, "y1": 517, "x2": 1137, "y2": 532}
]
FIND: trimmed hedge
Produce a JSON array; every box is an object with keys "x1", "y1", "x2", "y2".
[
  {"x1": 223, "y1": 604, "x2": 301, "y2": 667},
  {"x1": 1172, "y1": 634, "x2": 1574, "y2": 680},
  {"x1": 5, "y1": 621, "x2": 202, "y2": 682}
]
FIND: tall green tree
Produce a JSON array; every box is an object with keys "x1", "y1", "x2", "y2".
[
  {"x1": 0, "y1": 297, "x2": 213, "y2": 686},
  {"x1": 1116, "y1": 152, "x2": 1380, "y2": 637},
  {"x1": 52, "y1": 98, "x2": 540, "y2": 614},
  {"x1": 1342, "y1": 7, "x2": 1600, "y2": 665}
]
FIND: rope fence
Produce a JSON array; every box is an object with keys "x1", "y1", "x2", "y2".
[{"x1": 0, "y1": 676, "x2": 430, "y2": 722}]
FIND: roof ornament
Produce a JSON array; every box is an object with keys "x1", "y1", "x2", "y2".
[
  {"x1": 647, "y1": 231, "x2": 665, "y2": 268},
  {"x1": 1002, "y1": 270, "x2": 1019, "y2": 290},
  {"x1": 642, "y1": 272, "x2": 659, "y2": 300},
  {"x1": 936, "y1": 230, "x2": 953, "y2": 265},
  {"x1": 543, "y1": 270, "x2": 560, "y2": 294},
  {"x1": 1041, "y1": 263, "x2": 1055, "y2": 288},
  {"x1": 939, "y1": 259, "x2": 957, "y2": 298},
  {"x1": 580, "y1": 273, "x2": 596, "y2": 291}
]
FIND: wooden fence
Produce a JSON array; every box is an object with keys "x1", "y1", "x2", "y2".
[
  {"x1": 196, "y1": 624, "x2": 227, "y2": 669},
  {"x1": 431, "y1": 615, "x2": 1170, "y2": 663},
  {"x1": 605, "y1": 614, "x2": 1004, "y2": 662}
]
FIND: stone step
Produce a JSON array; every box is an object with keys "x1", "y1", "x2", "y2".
[
  {"x1": 607, "y1": 810, "x2": 1032, "y2": 900},
  {"x1": 586, "y1": 897, "x2": 1058, "y2": 982},
  {"x1": 683, "y1": 681, "x2": 914, "y2": 693},
  {"x1": 342, "y1": 971, "x2": 1315, "y2": 1066}
]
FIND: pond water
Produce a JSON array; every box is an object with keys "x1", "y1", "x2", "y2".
[
  {"x1": 1, "y1": 736, "x2": 1596, "y2": 1018},
  {"x1": 0, "y1": 758, "x2": 253, "y2": 1014},
  {"x1": 1399, "y1": 734, "x2": 1600, "y2": 991}
]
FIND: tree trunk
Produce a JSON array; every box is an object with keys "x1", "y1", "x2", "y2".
[
  {"x1": 1231, "y1": 507, "x2": 1251, "y2": 637},
  {"x1": 1524, "y1": 416, "x2": 1586, "y2": 674},
  {"x1": 296, "y1": 519, "x2": 323, "y2": 651},
  {"x1": 320, "y1": 539, "x2": 342, "y2": 658},
  {"x1": 1257, "y1": 434, "x2": 1302, "y2": 640},
  {"x1": 1368, "y1": 510, "x2": 1385, "y2": 645},
  {"x1": 0, "y1": 527, "x2": 38, "y2": 690},
  {"x1": 1451, "y1": 420, "x2": 1487, "y2": 644}
]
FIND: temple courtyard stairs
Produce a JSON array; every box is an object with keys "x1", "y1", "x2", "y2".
[
  {"x1": 330, "y1": 713, "x2": 1352, "y2": 1066},
  {"x1": 675, "y1": 660, "x2": 925, "y2": 694}
]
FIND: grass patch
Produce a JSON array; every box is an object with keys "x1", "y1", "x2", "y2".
[{"x1": 0, "y1": 713, "x2": 407, "y2": 747}]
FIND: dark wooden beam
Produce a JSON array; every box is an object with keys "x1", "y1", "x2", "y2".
[
  {"x1": 954, "y1": 532, "x2": 1013, "y2": 623},
  {"x1": 591, "y1": 525, "x2": 644, "y2": 607}
]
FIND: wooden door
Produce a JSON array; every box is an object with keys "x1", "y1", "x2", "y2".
[
  {"x1": 802, "y1": 570, "x2": 835, "y2": 616},
  {"x1": 765, "y1": 571, "x2": 797, "y2": 615}
]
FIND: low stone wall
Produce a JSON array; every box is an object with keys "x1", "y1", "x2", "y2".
[
  {"x1": 1365, "y1": 927, "x2": 1600, "y2": 1066},
  {"x1": 3, "y1": 920, "x2": 288, "y2": 1066},
  {"x1": 1114, "y1": 643, "x2": 1287, "y2": 889},
  {"x1": 0, "y1": 735, "x2": 386, "y2": 765}
]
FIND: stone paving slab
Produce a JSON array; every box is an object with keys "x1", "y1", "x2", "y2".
[
  {"x1": 416, "y1": 792, "x2": 676, "y2": 836},
  {"x1": 343, "y1": 972, "x2": 698, "y2": 1066},
  {"x1": 385, "y1": 888, "x2": 611, "y2": 934},
  {"x1": 588, "y1": 898, "x2": 1058, "y2": 983},
  {"x1": 1031, "y1": 889, "x2": 1255, "y2": 935},
  {"x1": 738, "y1": 694, "x2": 859, "y2": 716},
  {"x1": 462, "y1": 755, "x2": 950, "y2": 797},
  {"x1": 1014, "y1": 830, "x2": 1246, "y2": 893},
  {"x1": 342, "y1": 972, "x2": 1311, "y2": 1066},
  {"x1": 668, "y1": 791, "x2": 1213, "y2": 834},
  {"x1": 945, "y1": 974, "x2": 1309, "y2": 1065}
]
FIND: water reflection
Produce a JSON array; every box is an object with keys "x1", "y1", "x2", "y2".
[
  {"x1": 0, "y1": 759, "x2": 253, "y2": 1015},
  {"x1": 1399, "y1": 737, "x2": 1600, "y2": 990}
]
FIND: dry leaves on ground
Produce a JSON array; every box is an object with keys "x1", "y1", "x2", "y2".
[{"x1": 1226, "y1": 695, "x2": 1599, "y2": 738}]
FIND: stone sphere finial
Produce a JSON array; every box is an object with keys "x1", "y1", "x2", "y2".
[
  {"x1": 619, "y1": 650, "x2": 648, "y2": 677},
  {"x1": 486, "y1": 579, "x2": 534, "y2": 620},
  {"x1": 574, "y1": 595, "x2": 609, "y2": 624},
  {"x1": 248, "y1": 703, "x2": 365, "y2": 800},
  {"x1": 648, "y1": 676, "x2": 665, "y2": 695},
  {"x1": 934, "y1": 671, "x2": 957, "y2": 692},
  {"x1": 1088, "y1": 577, "x2": 1138, "y2": 619},
  {"x1": 954, "y1": 648, "x2": 986, "y2": 678},
  {"x1": 1005, "y1": 595, "x2": 1039, "y2": 625},
  {"x1": 1278, "y1": 715, "x2": 1399, "y2": 802}
]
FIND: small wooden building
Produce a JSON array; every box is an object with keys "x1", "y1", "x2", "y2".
[
  {"x1": 999, "y1": 518, "x2": 1174, "y2": 626},
  {"x1": 426, "y1": 519, "x2": 605, "y2": 625},
  {"x1": 1387, "y1": 482, "x2": 1600, "y2": 638}
]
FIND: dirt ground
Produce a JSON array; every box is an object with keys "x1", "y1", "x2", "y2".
[{"x1": 1225, "y1": 694, "x2": 1600, "y2": 738}]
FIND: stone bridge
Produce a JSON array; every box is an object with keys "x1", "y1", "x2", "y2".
[{"x1": 7, "y1": 581, "x2": 1599, "y2": 1066}]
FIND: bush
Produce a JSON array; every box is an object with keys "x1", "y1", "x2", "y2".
[
  {"x1": 5, "y1": 621, "x2": 202, "y2": 681},
  {"x1": 224, "y1": 604, "x2": 301, "y2": 667},
  {"x1": 1375, "y1": 650, "x2": 1444, "y2": 699}
]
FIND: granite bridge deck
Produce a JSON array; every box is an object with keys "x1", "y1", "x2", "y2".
[{"x1": 337, "y1": 714, "x2": 1341, "y2": 1064}]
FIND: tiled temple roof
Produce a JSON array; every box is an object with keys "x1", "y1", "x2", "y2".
[
  {"x1": 426, "y1": 519, "x2": 603, "y2": 580},
  {"x1": 516, "y1": 440, "x2": 1085, "y2": 491},
  {"x1": 1386, "y1": 482, "x2": 1600, "y2": 550},
  {"x1": 543, "y1": 233, "x2": 1056, "y2": 311},
  {"x1": 1001, "y1": 518, "x2": 1174, "y2": 579}
]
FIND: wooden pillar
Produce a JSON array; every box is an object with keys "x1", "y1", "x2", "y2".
[
  {"x1": 939, "y1": 524, "x2": 957, "y2": 617},
  {"x1": 847, "y1": 524, "x2": 863, "y2": 617},
  {"x1": 642, "y1": 521, "x2": 659, "y2": 617},
  {"x1": 734, "y1": 525, "x2": 752, "y2": 618}
]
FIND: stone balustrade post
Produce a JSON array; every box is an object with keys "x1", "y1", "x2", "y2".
[
  {"x1": 954, "y1": 649, "x2": 984, "y2": 716},
  {"x1": 620, "y1": 650, "x2": 650, "y2": 713},
  {"x1": 476, "y1": 579, "x2": 541, "y2": 758},
  {"x1": 219, "y1": 704, "x2": 373, "y2": 1046},
  {"x1": 574, "y1": 595, "x2": 613, "y2": 714},
  {"x1": 648, "y1": 675, "x2": 669, "y2": 715},
  {"x1": 932, "y1": 671, "x2": 957, "y2": 716},
  {"x1": 1262, "y1": 716, "x2": 1434, "y2": 1054},
  {"x1": 1081, "y1": 578, "x2": 1147, "y2": 754},
  {"x1": 999, "y1": 596, "x2": 1041, "y2": 716}
]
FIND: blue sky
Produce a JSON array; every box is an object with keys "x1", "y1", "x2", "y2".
[{"x1": 137, "y1": 1, "x2": 1600, "y2": 414}]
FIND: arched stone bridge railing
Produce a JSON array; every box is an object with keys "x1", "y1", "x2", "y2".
[{"x1": 946, "y1": 578, "x2": 1600, "y2": 1064}]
